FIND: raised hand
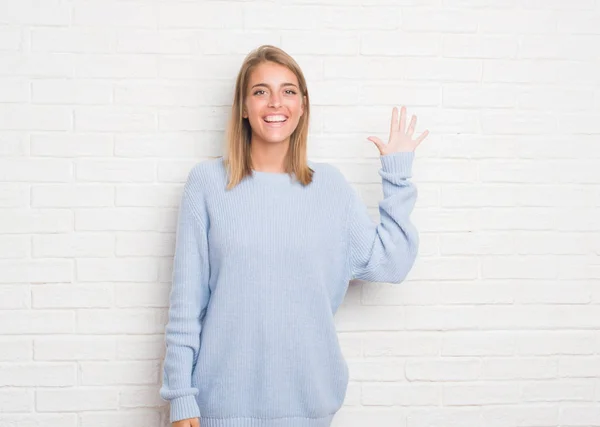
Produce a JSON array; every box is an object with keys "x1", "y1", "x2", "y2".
[
  {"x1": 173, "y1": 417, "x2": 200, "y2": 427},
  {"x1": 367, "y1": 106, "x2": 429, "y2": 155}
]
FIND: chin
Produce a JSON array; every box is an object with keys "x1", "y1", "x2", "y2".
[
  {"x1": 257, "y1": 130, "x2": 294, "y2": 144},
  {"x1": 263, "y1": 136, "x2": 291, "y2": 144}
]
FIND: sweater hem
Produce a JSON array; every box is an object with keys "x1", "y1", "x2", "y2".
[{"x1": 200, "y1": 413, "x2": 336, "y2": 427}]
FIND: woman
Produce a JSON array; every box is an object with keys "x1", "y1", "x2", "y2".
[{"x1": 160, "y1": 45, "x2": 429, "y2": 427}]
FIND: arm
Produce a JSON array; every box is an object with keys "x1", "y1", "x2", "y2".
[
  {"x1": 346, "y1": 151, "x2": 419, "y2": 283},
  {"x1": 160, "y1": 172, "x2": 211, "y2": 423}
]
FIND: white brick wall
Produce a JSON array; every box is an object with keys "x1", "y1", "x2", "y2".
[{"x1": 1, "y1": 0, "x2": 599, "y2": 426}]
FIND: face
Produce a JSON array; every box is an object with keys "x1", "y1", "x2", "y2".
[{"x1": 242, "y1": 61, "x2": 305, "y2": 146}]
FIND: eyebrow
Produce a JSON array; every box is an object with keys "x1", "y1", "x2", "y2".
[{"x1": 250, "y1": 82, "x2": 298, "y2": 89}]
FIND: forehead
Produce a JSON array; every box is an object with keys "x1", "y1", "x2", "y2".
[{"x1": 248, "y1": 62, "x2": 299, "y2": 85}]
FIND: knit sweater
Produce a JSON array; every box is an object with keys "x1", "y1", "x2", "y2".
[{"x1": 159, "y1": 151, "x2": 419, "y2": 427}]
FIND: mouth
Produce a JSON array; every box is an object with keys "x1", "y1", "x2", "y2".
[{"x1": 263, "y1": 114, "x2": 288, "y2": 127}]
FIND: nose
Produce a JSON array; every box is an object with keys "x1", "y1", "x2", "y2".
[{"x1": 268, "y1": 93, "x2": 281, "y2": 107}]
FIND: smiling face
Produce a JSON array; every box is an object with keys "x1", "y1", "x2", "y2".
[{"x1": 242, "y1": 61, "x2": 305, "y2": 147}]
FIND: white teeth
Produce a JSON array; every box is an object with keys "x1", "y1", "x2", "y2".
[{"x1": 264, "y1": 115, "x2": 287, "y2": 122}]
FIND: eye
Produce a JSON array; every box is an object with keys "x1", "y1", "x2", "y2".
[{"x1": 253, "y1": 89, "x2": 298, "y2": 96}]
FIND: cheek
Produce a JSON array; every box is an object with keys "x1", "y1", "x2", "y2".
[{"x1": 288, "y1": 101, "x2": 303, "y2": 117}]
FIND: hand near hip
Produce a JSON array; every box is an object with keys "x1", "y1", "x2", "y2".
[
  {"x1": 173, "y1": 418, "x2": 200, "y2": 427},
  {"x1": 367, "y1": 105, "x2": 429, "y2": 155}
]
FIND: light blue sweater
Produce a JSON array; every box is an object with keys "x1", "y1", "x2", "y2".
[{"x1": 160, "y1": 151, "x2": 419, "y2": 426}]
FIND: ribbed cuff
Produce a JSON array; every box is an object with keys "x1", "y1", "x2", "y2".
[
  {"x1": 380, "y1": 151, "x2": 415, "y2": 177},
  {"x1": 200, "y1": 413, "x2": 335, "y2": 427},
  {"x1": 170, "y1": 395, "x2": 201, "y2": 423}
]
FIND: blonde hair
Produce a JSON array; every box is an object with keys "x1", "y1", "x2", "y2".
[{"x1": 223, "y1": 44, "x2": 313, "y2": 190}]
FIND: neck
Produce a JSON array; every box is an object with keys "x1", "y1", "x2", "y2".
[{"x1": 249, "y1": 137, "x2": 290, "y2": 173}]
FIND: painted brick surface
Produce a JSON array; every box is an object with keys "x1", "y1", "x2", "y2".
[{"x1": 1, "y1": 0, "x2": 599, "y2": 425}]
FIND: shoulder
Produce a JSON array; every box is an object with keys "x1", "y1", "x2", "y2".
[
  {"x1": 179, "y1": 157, "x2": 225, "y2": 215},
  {"x1": 187, "y1": 156, "x2": 223, "y2": 180},
  {"x1": 308, "y1": 159, "x2": 352, "y2": 191},
  {"x1": 307, "y1": 159, "x2": 357, "y2": 210},
  {"x1": 184, "y1": 157, "x2": 225, "y2": 188}
]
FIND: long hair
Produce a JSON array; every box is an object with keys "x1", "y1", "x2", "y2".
[{"x1": 223, "y1": 44, "x2": 313, "y2": 190}]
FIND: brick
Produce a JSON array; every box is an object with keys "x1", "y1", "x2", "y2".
[
  {"x1": 119, "y1": 386, "x2": 164, "y2": 408},
  {"x1": 0, "y1": 105, "x2": 72, "y2": 131},
  {"x1": 406, "y1": 358, "x2": 480, "y2": 381},
  {"x1": 30, "y1": 134, "x2": 113, "y2": 157},
  {"x1": 33, "y1": 233, "x2": 114, "y2": 258},
  {"x1": 401, "y1": 9, "x2": 478, "y2": 32},
  {"x1": 115, "y1": 184, "x2": 181, "y2": 207},
  {"x1": 32, "y1": 283, "x2": 113, "y2": 309},
  {"x1": 283, "y1": 31, "x2": 359, "y2": 55},
  {"x1": 34, "y1": 336, "x2": 116, "y2": 361},
  {"x1": 114, "y1": 283, "x2": 170, "y2": 307},
  {"x1": 0, "y1": 77, "x2": 28, "y2": 102},
  {"x1": 74, "y1": 54, "x2": 157, "y2": 79},
  {"x1": 482, "y1": 357, "x2": 558, "y2": 380},
  {"x1": 75, "y1": 160, "x2": 155, "y2": 183},
  {"x1": 443, "y1": 382, "x2": 520, "y2": 405},
  {"x1": 114, "y1": 133, "x2": 222, "y2": 159},
  {"x1": 0, "y1": 183, "x2": 30, "y2": 209},
  {"x1": 0, "y1": 363, "x2": 75, "y2": 386},
  {"x1": 0, "y1": 310, "x2": 74, "y2": 334},
  {"x1": 0, "y1": 388, "x2": 32, "y2": 412},
  {"x1": 80, "y1": 361, "x2": 160, "y2": 385},
  {"x1": 158, "y1": 2, "x2": 242, "y2": 29},
  {"x1": 73, "y1": 2, "x2": 156, "y2": 28},
  {"x1": 0, "y1": 260, "x2": 73, "y2": 283},
  {"x1": 0, "y1": 285, "x2": 30, "y2": 309},
  {"x1": 347, "y1": 358, "x2": 406, "y2": 381},
  {"x1": 75, "y1": 208, "x2": 172, "y2": 232},
  {"x1": 31, "y1": 185, "x2": 114, "y2": 208},
  {"x1": 442, "y1": 331, "x2": 515, "y2": 356},
  {"x1": 0, "y1": 337, "x2": 32, "y2": 361},
  {"x1": 0, "y1": 0, "x2": 70, "y2": 25},
  {"x1": 116, "y1": 233, "x2": 174, "y2": 257},
  {"x1": 361, "y1": 32, "x2": 439, "y2": 56},
  {"x1": 0, "y1": 415, "x2": 77, "y2": 427},
  {"x1": 32, "y1": 79, "x2": 113, "y2": 105},
  {"x1": 77, "y1": 309, "x2": 166, "y2": 334},
  {"x1": 0, "y1": 53, "x2": 74, "y2": 77},
  {"x1": 36, "y1": 388, "x2": 118, "y2": 411},
  {"x1": 0, "y1": 209, "x2": 73, "y2": 233},
  {"x1": 31, "y1": 28, "x2": 115, "y2": 53},
  {"x1": 521, "y1": 379, "x2": 595, "y2": 402},
  {"x1": 362, "y1": 382, "x2": 439, "y2": 406},
  {"x1": 76, "y1": 258, "x2": 158, "y2": 282},
  {"x1": 482, "y1": 406, "x2": 557, "y2": 427},
  {"x1": 116, "y1": 335, "x2": 164, "y2": 360},
  {"x1": 79, "y1": 412, "x2": 160, "y2": 427},
  {"x1": 74, "y1": 106, "x2": 156, "y2": 132},
  {"x1": 0, "y1": 159, "x2": 72, "y2": 182},
  {"x1": 478, "y1": 9, "x2": 557, "y2": 33}
]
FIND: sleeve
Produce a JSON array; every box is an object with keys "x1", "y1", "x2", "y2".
[
  {"x1": 159, "y1": 174, "x2": 211, "y2": 423},
  {"x1": 345, "y1": 151, "x2": 419, "y2": 283}
]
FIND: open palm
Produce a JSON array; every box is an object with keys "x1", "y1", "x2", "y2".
[{"x1": 368, "y1": 106, "x2": 429, "y2": 155}]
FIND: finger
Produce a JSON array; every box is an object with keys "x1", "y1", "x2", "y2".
[
  {"x1": 389, "y1": 106, "x2": 398, "y2": 136},
  {"x1": 367, "y1": 136, "x2": 385, "y2": 153},
  {"x1": 414, "y1": 129, "x2": 429, "y2": 146},
  {"x1": 407, "y1": 115, "x2": 417, "y2": 137},
  {"x1": 399, "y1": 105, "x2": 407, "y2": 133}
]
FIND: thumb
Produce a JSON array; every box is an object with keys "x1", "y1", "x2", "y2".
[{"x1": 367, "y1": 136, "x2": 385, "y2": 154}]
